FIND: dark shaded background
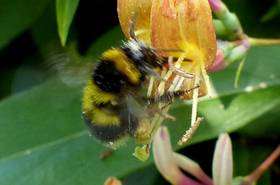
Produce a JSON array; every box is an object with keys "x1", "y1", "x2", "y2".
[{"x1": 0, "y1": 0, "x2": 119, "y2": 99}]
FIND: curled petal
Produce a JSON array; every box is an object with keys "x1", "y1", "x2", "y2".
[
  {"x1": 207, "y1": 49, "x2": 225, "y2": 73},
  {"x1": 173, "y1": 153, "x2": 213, "y2": 185},
  {"x1": 212, "y1": 133, "x2": 233, "y2": 185},
  {"x1": 153, "y1": 126, "x2": 203, "y2": 185}
]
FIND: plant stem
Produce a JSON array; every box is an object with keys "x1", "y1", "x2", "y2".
[
  {"x1": 243, "y1": 145, "x2": 280, "y2": 185},
  {"x1": 249, "y1": 38, "x2": 280, "y2": 46}
]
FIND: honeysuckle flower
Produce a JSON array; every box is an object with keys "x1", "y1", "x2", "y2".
[
  {"x1": 153, "y1": 126, "x2": 213, "y2": 185},
  {"x1": 153, "y1": 126, "x2": 280, "y2": 185},
  {"x1": 118, "y1": 0, "x2": 217, "y2": 152},
  {"x1": 208, "y1": 39, "x2": 249, "y2": 74},
  {"x1": 207, "y1": 49, "x2": 224, "y2": 73},
  {"x1": 212, "y1": 133, "x2": 233, "y2": 185},
  {"x1": 209, "y1": 0, "x2": 243, "y2": 40},
  {"x1": 208, "y1": 0, "x2": 222, "y2": 12},
  {"x1": 153, "y1": 126, "x2": 236, "y2": 185},
  {"x1": 208, "y1": 0, "x2": 280, "y2": 73},
  {"x1": 150, "y1": 2, "x2": 216, "y2": 139},
  {"x1": 118, "y1": 0, "x2": 217, "y2": 92}
]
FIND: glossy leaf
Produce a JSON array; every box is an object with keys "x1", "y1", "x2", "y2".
[
  {"x1": 0, "y1": 0, "x2": 50, "y2": 49},
  {"x1": 56, "y1": 0, "x2": 80, "y2": 46},
  {"x1": 1, "y1": 1, "x2": 280, "y2": 181},
  {"x1": 0, "y1": 43, "x2": 280, "y2": 185}
]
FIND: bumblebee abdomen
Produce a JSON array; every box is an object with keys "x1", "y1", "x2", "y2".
[
  {"x1": 82, "y1": 106, "x2": 139, "y2": 143},
  {"x1": 83, "y1": 113, "x2": 132, "y2": 142},
  {"x1": 82, "y1": 79, "x2": 139, "y2": 143},
  {"x1": 82, "y1": 80, "x2": 120, "y2": 123}
]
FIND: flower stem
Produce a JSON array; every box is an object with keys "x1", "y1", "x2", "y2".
[
  {"x1": 249, "y1": 38, "x2": 280, "y2": 46},
  {"x1": 234, "y1": 57, "x2": 246, "y2": 88},
  {"x1": 243, "y1": 145, "x2": 280, "y2": 185}
]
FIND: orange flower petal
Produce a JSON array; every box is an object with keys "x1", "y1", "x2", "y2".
[
  {"x1": 117, "y1": 0, "x2": 152, "y2": 43},
  {"x1": 151, "y1": 0, "x2": 216, "y2": 68}
]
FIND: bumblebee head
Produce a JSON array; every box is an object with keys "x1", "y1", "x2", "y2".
[{"x1": 121, "y1": 39, "x2": 165, "y2": 74}]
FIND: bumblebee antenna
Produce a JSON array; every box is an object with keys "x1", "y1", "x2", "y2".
[{"x1": 129, "y1": 12, "x2": 138, "y2": 40}]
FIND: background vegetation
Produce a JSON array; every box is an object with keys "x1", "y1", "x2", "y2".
[{"x1": 0, "y1": 0, "x2": 279, "y2": 184}]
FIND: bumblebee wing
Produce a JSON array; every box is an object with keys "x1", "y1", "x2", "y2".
[
  {"x1": 122, "y1": 93, "x2": 157, "y2": 144},
  {"x1": 124, "y1": 94, "x2": 147, "y2": 117},
  {"x1": 45, "y1": 42, "x2": 93, "y2": 87}
]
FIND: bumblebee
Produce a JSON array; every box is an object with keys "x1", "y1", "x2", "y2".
[
  {"x1": 48, "y1": 17, "x2": 194, "y2": 148},
  {"x1": 81, "y1": 39, "x2": 198, "y2": 148},
  {"x1": 82, "y1": 38, "x2": 163, "y2": 145},
  {"x1": 79, "y1": 13, "x2": 200, "y2": 147}
]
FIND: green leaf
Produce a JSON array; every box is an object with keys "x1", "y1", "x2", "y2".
[
  {"x1": 56, "y1": 0, "x2": 80, "y2": 46},
  {"x1": 1, "y1": 23, "x2": 280, "y2": 184},
  {"x1": 1, "y1": 83, "x2": 280, "y2": 185},
  {"x1": 0, "y1": 0, "x2": 51, "y2": 50},
  {"x1": 261, "y1": 0, "x2": 280, "y2": 22},
  {"x1": 238, "y1": 104, "x2": 280, "y2": 138},
  {"x1": 0, "y1": 79, "x2": 83, "y2": 159},
  {"x1": 169, "y1": 86, "x2": 280, "y2": 147},
  {"x1": 122, "y1": 165, "x2": 159, "y2": 185}
]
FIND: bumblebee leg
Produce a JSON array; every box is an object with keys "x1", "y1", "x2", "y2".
[
  {"x1": 144, "y1": 66, "x2": 165, "y2": 81},
  {"x1": 99, "y1": 149, "x2": 114, "y2": 160},
  {"x1": 153, "y1": 108, "x2": 176, "y2": 121},
  {"x1": 134, "y1": 118, "x2": 152, "y2": 144},
  {"x1": 144, "y1": 85, "x2": 199, "y2": 119},
  {"x1": 144, "y1": 101, "x2": 175, "y2": 121},
  {"x1": 146, "y1": 85, "x2": 199, "y2": 105},
  {"x1": 129, "y1": 12, "x2": 138, "y2": 40}
]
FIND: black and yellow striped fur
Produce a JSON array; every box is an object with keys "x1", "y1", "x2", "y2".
[{"x1": 82, "y1": 39, "x2": 166, "y2": 145}]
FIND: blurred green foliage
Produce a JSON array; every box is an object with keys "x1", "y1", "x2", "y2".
[
  {"x1": 0, "y1": 0, "x2": 279, "y2": 185},
  {"x1": 261, "y1": 0, "x2": 280, "y2": 22}
]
